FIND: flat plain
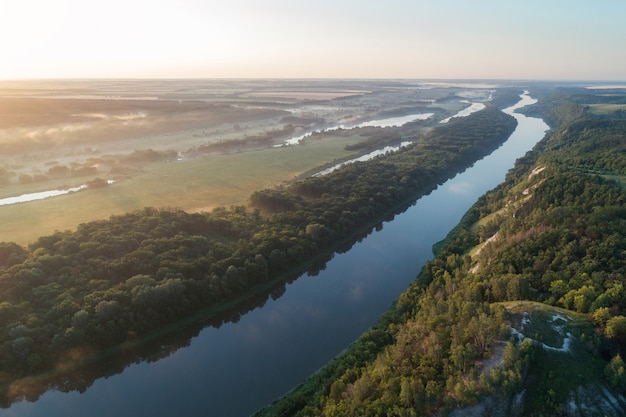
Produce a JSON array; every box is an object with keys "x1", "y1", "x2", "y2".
[{"x1": 0, "y1": 79, "x2": 483, "y2": 244}]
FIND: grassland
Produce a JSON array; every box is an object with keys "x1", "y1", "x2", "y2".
[
  {"x1": 0, "y1": 133, "x2": 364, "y2": 245},
  {"x1": 587, "y1": 103, "x2": 626, "y2": 115}
]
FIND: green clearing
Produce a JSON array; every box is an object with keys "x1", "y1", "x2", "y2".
[
  {"x1": 0, "y1": 134, "x2": 364, "y2": 245},
  {"x1": 587, "y1": 103, "x2": 626, "y2": 115},
  {"x1": 503, "y1": 302, "x2": 608, "y2": 413},
  {"x1": 505, "y1": 301, "x2": 589, "y2": 348},
  {"x1": 603, "y1": 174, "x2": 626, "y2": 188}
]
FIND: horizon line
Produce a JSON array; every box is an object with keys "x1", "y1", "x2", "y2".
[{"x1": 1, "y1": 76, "x2": 625, "y2": 83}]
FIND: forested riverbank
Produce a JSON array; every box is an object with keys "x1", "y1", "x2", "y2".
[
  {"x1": 0, "y1": 100, "x2": 519, "y2": 405},
  {"x1": 254, "y1": 87, "x2": 626, "y2": 416}
]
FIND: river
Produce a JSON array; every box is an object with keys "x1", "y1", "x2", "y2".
[
  {"x1": 0, "y1": 181, "x2": 115, "y2": 206},
  {"x1": 1, "y1": 92, "x2": 548, "y2": 417},
  {"x1": 281, "y1": 111, "x2": 434, "y2": 146}
]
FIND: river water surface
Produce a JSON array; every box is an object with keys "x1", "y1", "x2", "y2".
[{"x1": 1, "y1": 92, "x2": 548, "y2": 417}]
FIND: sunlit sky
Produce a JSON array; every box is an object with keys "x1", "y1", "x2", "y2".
[{"x1": 1, "y1": 0, "x2": 625, "y2": 80}]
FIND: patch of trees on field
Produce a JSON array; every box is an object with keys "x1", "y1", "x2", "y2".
[
  {"x1": 182, "y1": 125, "x2": 297, "y2": 157},
  {"x1": 1, "y1": 148, "x2": 178, "y2": 188},
  {"x1": 343, "y1": 129, "x2": 404, "y2": 152},
  {"x1": 0, "y1": 106, "x2": 517, "y2": 404}
]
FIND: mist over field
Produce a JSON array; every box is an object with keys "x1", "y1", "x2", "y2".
[{"x1": 0, "y1": 79, "x2": 488, "y2": 243}]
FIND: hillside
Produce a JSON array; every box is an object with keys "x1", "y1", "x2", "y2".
[{"x1": 254, "y1": 88, "x2": 626, "y2": 416}]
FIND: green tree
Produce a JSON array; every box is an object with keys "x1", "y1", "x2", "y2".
[
  {"x1": 605, "y1": 316, "x2": 626, "y2": 342},
  {"x1": 605, "y1": 354, "x2": 626, "y2": 392}
]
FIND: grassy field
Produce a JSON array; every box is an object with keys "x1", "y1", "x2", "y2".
[
  {"x1": 0, "y1": 134, "x2": 364, "y2": 245},
  {"x1": 587, "y1": 103, "x2": 626, "y2": 115}
]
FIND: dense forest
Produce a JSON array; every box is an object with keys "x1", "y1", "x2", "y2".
[
  {"x1": 254, "y1": 88, "x2": 626, "y2": 416},
  {"x1": 0, "y1": 100, "x2": 519, "y2": 404}
]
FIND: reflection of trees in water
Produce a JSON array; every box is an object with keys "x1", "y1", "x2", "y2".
[
  {"x1": 0, "y1": 200, "x2": 404, "y2": 409},
  {"x1": 0, "y1": 274, "x2": 290, "y2": 408},
  {"x1": 0, "y1": 193, "x2": 481, "y2": 407}
]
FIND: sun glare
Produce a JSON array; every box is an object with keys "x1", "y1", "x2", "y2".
[
  {"x1": 1, "y1": 0, "x2": 625, "y2": 80},
  {"x1": 0, "y1": 0, "x2": 259, "y2": 79},
  {"x1": 0, "y1": 1, "x2": 73, "y2": 78}
]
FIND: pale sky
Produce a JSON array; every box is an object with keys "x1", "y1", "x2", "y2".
[{"x1": 1, "y1": 0, "x2": 625, "y2": 80}]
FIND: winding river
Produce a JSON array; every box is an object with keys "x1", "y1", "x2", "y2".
[{"x1": 1, "y1": 92, "x2": 548, "y2": 417}]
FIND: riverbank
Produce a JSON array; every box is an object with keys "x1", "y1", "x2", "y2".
[{"x1": 252, "y1": 91, "x2": 549, "y2": 417}]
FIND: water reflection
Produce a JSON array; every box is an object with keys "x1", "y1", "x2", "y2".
[
  {"x1": 0, "y1": 212, "x2": 387, "y2": 409},
  {"x1": 281, "y1": 111, "x2": 433, "y2": 146},
  {"x1": 447, "y1": 180, "x2": 477, "y2": 195},
  {"x1": 440, "y1": 102, "x2": 486, "y2": 123},
  {"x1": 0, "y1": 272, "x2": 295, "y2": 408},
  {"x1": 313, "y1": 141, "x2": 413, "y2": 176},
  {"x1": 0, "y1": 173, "x2": 441, "y2": 410}
]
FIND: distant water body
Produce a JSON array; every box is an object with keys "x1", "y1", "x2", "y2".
[
  {"x1": 313, "y1": 98, "x2": 489, "y2": 176},
  {"x1": 440, "y1": 102, "x2": 486, "y2": 123},
  {"x1": 0, "y1": 181, "x2": 114, "y2": 206},
  {"x1": 281, "y1": 112, "x2": 434, "y2": 146},
  {"x1": 0, "y1": 185, "x2": 87, "y2": 206},
  {"x1": 313, "y1": 141, "x2": 413, "y2": 176}
]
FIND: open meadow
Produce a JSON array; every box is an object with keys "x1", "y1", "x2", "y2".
[
  {"x1": 0, "y1": 133, "x2": 366, "y2": 244},
  {"x1": 0, "y1": 79, "x2": 482, "y2": 244}
]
